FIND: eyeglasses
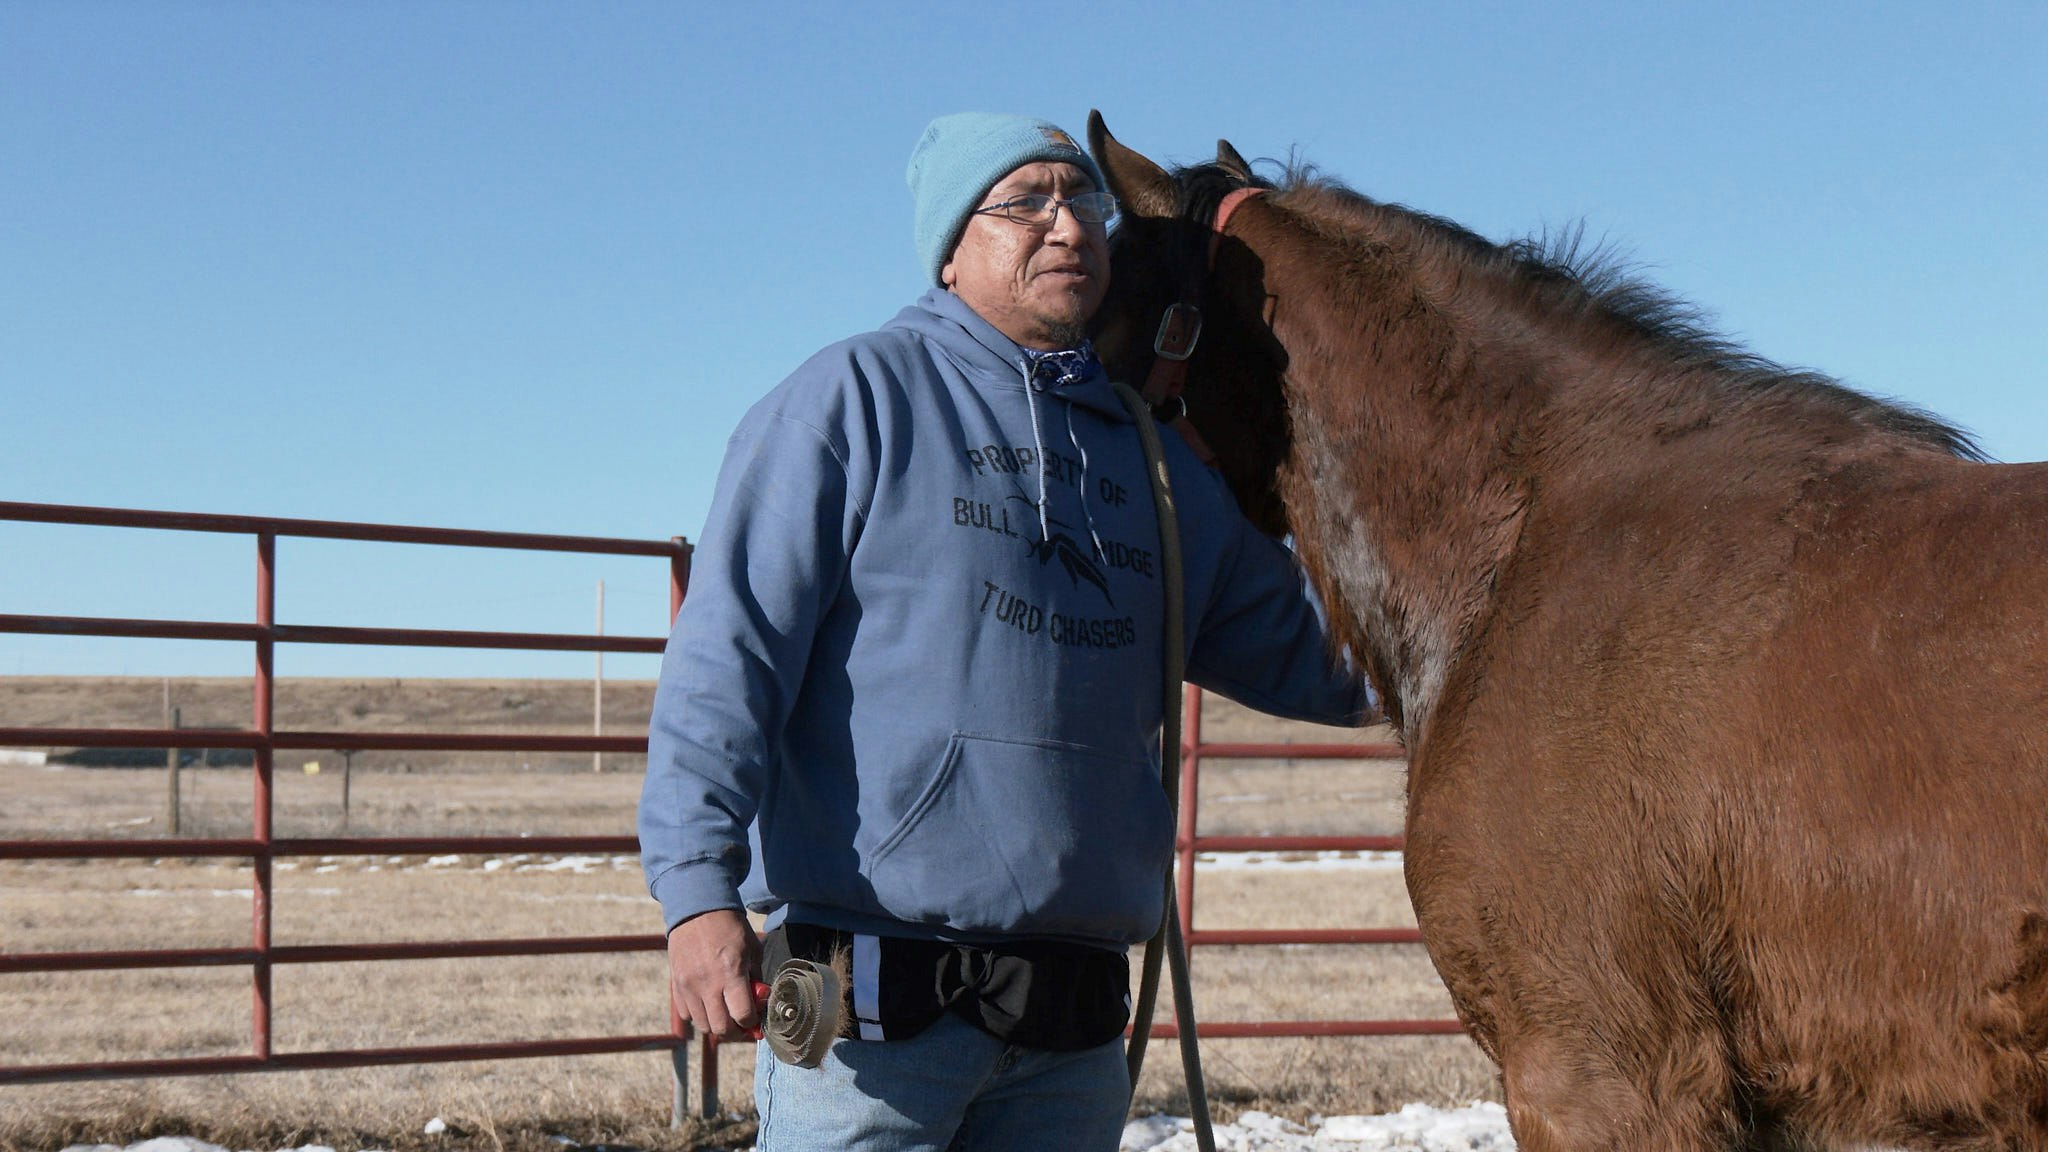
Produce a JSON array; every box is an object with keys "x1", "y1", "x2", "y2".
[{"x1": 972, "y1": 191, "x2": 1119, "y2": 227}]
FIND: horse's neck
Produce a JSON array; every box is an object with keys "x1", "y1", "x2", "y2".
[
  {"x1": 1251, "y1": 211, "x2": 1548, "y2": 746},
  {"x1": 1234, "y1": 191, "x2": 1975, "y2": 746}
]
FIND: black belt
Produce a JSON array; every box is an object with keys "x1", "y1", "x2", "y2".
[{"x1": 764, "y1": 922, "x2": 1130, "y2": 1052}]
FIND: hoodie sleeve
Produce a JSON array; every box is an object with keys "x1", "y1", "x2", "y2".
[
  {"x1": 637, "y1": 386, "x2": 869, "y2": 933},
  {"x1": 1179, "y1": 465, "x2": 1375, "y2": 728}
]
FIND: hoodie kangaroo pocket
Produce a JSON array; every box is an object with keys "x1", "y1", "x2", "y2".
[{"x1": 865, "y1": 731, "x2": 1173, "y2": 939}]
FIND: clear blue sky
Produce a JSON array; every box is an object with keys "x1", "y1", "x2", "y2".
[{"x1": 4, "y1": 2, "x2": 2042, "y2": 680}]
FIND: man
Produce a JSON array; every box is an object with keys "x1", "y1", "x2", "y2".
[{"x1": 640, "y1": 112, "x2": 1368, "y2": 1150}]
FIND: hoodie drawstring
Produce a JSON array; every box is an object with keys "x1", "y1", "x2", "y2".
[
  {"x1": 1063, "y1": 401, "x2": 1107, "y2": 563},
  {"x1": 1019, "y1": 346, "x2": 1109, "y2": 563},
  {"x1": 1022, "y1": 363, "x2": 1055, "y2": 545}
]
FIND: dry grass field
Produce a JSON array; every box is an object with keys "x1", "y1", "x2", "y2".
[{"x1": 0, "y1": 678, "x2": 1499, "y2": 1151}]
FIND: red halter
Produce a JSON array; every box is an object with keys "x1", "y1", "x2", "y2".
[{"x1": 1138, "y1": 186, "x2": 1266, "y2": 465}]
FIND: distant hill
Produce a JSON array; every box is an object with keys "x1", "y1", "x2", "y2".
[
  {"x1": 0, "y1": 675, "x2": 654, "y2": 730},
  {"x1": 1, "y1": 676, "x2": 656, "y2": 772}
]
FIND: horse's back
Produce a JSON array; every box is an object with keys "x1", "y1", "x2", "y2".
[
  {"x1": 1411, "y1": 452, "x2": 2048, "y2": 1148},
  {"x1": 1770, "y1": 454, "x2": 2048, "y2": 817},
  {"x1": 1734, "y1": 459, "x2": 2048, "y2": 1140},
  {"x1": 1459, "y1": 450, "x2": 2048, "y2": 786}
]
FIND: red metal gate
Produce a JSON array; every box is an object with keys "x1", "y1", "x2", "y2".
[
  {"x1": 0, "y1": 500, "x2": 692, "y2": 1086},
  {"x1": 1, "y1": 499, "x2": 1463, "y2": 1115},
  {"x1": 1161, "y1": 684, "x2": 1462, "y2": 1040}
]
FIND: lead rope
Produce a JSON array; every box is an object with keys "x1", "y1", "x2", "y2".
[{"x1": 1113, "y1": 381, "x2": 1217, "y2": 1152}]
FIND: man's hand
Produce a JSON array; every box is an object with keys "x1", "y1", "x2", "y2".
[{"x1": 667, "y1": 908, "x2": 762, "y2": 1042}]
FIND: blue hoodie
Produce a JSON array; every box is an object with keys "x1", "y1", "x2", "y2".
[{"x1": 639, "y1": 288, "x2": 1369, "y2": 950}]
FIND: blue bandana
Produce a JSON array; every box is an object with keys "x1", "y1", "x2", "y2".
[{"x1": 1020, "y1": 342, "x2": 1100, "y2": 392}]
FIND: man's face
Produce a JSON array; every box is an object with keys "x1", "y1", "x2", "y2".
[{"x1": 941, "y1": 161, "x2": 1110, "y2": 351}]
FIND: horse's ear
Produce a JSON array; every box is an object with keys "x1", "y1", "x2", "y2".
[
  {"x1": 1088, "y1": 110, "x2": 1176, "y2": 219},
  {"x1": 1215, "y1": 139, "x2": 1254, "y2": 181}
]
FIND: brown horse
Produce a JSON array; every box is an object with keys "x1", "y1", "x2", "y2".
[{"x1": 1088, "y1": 113, "x2": 2048, "y2": 1151}]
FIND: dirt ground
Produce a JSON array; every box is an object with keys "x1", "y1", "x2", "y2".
[{"x1": 0, "y1": 678, "x2": 1499, "y2": 1151}]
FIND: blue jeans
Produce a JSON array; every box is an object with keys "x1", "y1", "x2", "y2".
[{"x1": 753, "y1": 1010, "x2": 1130, "y2": 1151}]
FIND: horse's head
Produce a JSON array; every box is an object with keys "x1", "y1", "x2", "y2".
[{"x1": 1087, "y1": 112, "x2": 1294, "y2": 537}]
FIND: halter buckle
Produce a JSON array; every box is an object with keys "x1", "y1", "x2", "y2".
[{"x1": 1153, "y1": 303, "x2": 1202, "y2": 362}]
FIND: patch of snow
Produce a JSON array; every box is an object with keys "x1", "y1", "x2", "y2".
[
  {"x1": 517, "y1": 855, "x2": 606, "y2": 874},
  {"x1": 422, "y1": 1117, "x2": 447, "y2": 1135},
  {"x1": 1315, "y1": 1102, "x2": 1512, "y2": 1148},
  {"x1": 1196, "y1": 850, "x2": 1406, "y2": 872},
  {"x1": 1121, "y1": 1114, "x2": 1181, "y2": 1149},
  {"x1": 1118, "y1": 1105, "x2": 1510, "y2": 1151},
  {"x1": 116, "y1": 1140, "x2": 227, "y2": 1152}
]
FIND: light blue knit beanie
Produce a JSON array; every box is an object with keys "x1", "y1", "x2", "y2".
[{"x1": 906, "y1": 112, "x2": 1109, "y2": 285}]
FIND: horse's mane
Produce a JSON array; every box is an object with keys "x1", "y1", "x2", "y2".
[{"x1": 1169, "y1": 161, "x2": 1986, "y2": 462}]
